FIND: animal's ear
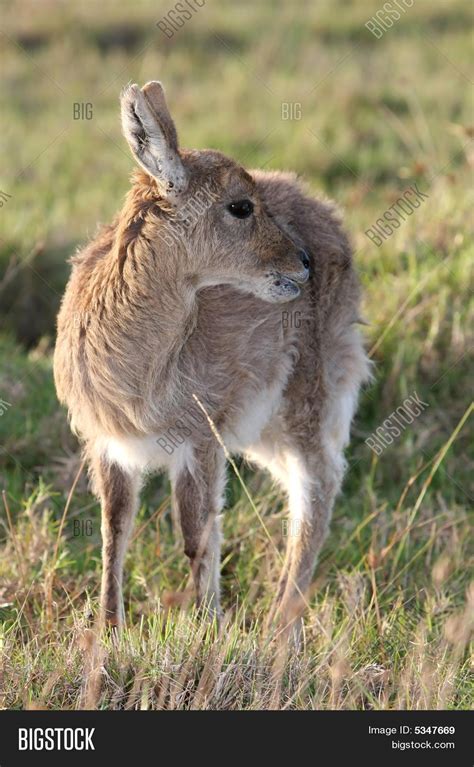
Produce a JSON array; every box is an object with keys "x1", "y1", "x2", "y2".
[{"x1": 120, "y1": 81, "x2": 188, "y2": 201}]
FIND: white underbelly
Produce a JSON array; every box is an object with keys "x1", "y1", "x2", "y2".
[{"x1": 94, "y1": 382, "x2": 284, "y2": 477}]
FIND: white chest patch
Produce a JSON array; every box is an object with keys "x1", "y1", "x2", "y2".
[{"x1": 222, "y1": 382, "x2": 284, "y2": 453}]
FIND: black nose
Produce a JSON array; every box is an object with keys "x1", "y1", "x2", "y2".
[{"x1": 299, "y1": 249, "x2": 310, "y2": 270}]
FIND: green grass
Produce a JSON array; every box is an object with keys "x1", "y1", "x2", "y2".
[{"x1": 0, "y1": 0, "x2": 473, "y2": 709}]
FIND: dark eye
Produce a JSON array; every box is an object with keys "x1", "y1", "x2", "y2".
[{"x1": 227, "y1": 199, "x2": 254, "y2": 219}]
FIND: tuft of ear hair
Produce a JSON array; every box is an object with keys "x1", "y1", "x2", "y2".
[{"x1": 120, "y1": 80, "x2": 188, "y2": 202}]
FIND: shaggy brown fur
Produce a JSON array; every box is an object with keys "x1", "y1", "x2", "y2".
[{"x1": 54, "y1": 81, "x2": 370, "y2": 630}]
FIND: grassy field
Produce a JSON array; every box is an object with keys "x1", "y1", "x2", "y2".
[{"x1": 0, "y1": 0, "x2": 473, "y2": 709}]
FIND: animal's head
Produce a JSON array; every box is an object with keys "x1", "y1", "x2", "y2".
[{"x1": 120, "y1": 81, "x2": 309, "y2": 303}]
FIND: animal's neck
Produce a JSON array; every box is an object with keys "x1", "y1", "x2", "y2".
[
  {"x1": 147, "y1": 270, "x2": 199, "y2": 365},
  {"x1": 103, "y1": 194, "x2": 200, "y2": 396}
]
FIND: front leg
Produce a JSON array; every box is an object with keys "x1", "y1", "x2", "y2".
[
  {"x1": 171, "y1": 445, "x2": 226, "y2": 618},
  {"x1": 91, "y1": 454, "x2": 141, "y2": 628}
]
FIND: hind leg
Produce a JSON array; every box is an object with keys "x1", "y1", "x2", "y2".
[
  {"x1": 273, "y1": 449, "x2": 342, "y2": 624},
  {"x1": 246, "y1": 437, "x2": 342, "y2": 628}
]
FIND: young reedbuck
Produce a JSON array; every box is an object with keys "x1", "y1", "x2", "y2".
[{"x1": 54, "y1": 81, "x2": 370, "y2": 630}]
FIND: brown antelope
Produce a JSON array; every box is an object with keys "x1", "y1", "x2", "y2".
[{"x1": 54, "y1": 81, "x2": 370, "y2": 630}]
